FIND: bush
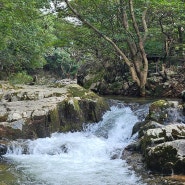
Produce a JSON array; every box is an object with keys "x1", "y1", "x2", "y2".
[{"x1": 9, "y1": 71, "x2": 33, "y2": 84}]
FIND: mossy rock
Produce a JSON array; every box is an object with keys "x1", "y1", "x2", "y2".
[
  {"x1": 0, "y1": 163, "x2": 17, "y2": 184},
  {"x1": 58, "y1": 98, "x2": 84, "y2": 132},
  {"x1": 66, "y1": 84, "x2": 99, "y2": 100},
  {"x1": 83, "y1": 72, "x2": 104, "y2": 90},
  {"x1": 58, "y1": 96, "x2": 109, "y2": 132},
  {"x1": 138, "y1": 121, "x2": 163, "y2": 138},
  {"x1": 48, "y1": 108, "x2": 60, "y2": 133},
  {"x1": 140, "y1": 124, "x2": 185, "y2": 155},
  {"x1": 147, "y1": 100, "x2": 171, "y2": 123},
  {"x1": 146, "y1": 140, "x2": 185, "y2": 174},
  {"x1": 146, "y1": 144, "x2": 178, "y2": 174}
]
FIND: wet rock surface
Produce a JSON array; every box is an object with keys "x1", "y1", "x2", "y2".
[
  {"x1": 0, "y1": 144, "x2": 7, "y2": 156},
  {"x1": 123, "y1": 99, "x2": 185, "y2": 184}
]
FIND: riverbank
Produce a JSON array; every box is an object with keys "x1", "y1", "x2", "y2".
[{"x1": 0, "y1": 81, "x2": 109, "y2": 140}]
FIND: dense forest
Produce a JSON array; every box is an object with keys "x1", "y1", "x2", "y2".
[{"x1": 0, "y1": 0, "x2": 185, "y2": 96}]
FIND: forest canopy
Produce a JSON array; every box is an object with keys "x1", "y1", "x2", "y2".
[{"x1": 0, "y1": 0, "x2": 184, "y2": 92}]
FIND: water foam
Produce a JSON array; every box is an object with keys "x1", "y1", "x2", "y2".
[{"x1": 5, "y1": 105, "x2": 145, "y2": 185}]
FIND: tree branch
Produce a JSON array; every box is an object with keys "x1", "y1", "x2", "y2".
[
  {"x1": 142, "y1": 8, "x2": 148, "y2": 42},
  {"x1": 64, "y1": 0, "x2": 141, "y2": 86}
]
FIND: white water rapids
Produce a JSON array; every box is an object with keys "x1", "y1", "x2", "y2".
[{"x1": 4, "y1": 105, "x2": 147, "y2": 185}]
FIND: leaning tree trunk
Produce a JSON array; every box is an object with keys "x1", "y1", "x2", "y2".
[
  {"x1": 64, "y1": 0, "x2": 149, "y2": 96},
  {"x1": 128, "y1": 0, "x2": 148, "y2": 96}
]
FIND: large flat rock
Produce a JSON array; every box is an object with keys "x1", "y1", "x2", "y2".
[{"x1": 0, "y1": 82, "x2": 109, "y2": 139}]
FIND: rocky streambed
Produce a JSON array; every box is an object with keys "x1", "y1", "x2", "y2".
[{"x1": 1, "y1": 81, "x2": 185, "y2": 185}]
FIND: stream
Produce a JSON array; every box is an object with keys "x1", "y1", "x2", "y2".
[{"x1": 1, "y1": 102, "x2": 149, "y2": 185}]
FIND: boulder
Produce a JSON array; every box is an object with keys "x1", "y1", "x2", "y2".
[
  {"x1": 0, "y1": 144, "x2": 7, "y2": 155},
  {"x1": 132, "y1": 120, "x2": 162, "y2": 137},
  {"x1": 146, "y1": 100, "x2": 184, "y2": 124},
  {"x1": 140, "y1": 124, "x2": 185, "y2": 154},
  {"x1": 145, "y1": 140, "x2": 185, "y2": 174},
  {"x1": 146, "y1": 100, "x2": 171, "y2": 123},
  {"x1": 77, "y1": 59, "x2": 140, "y2": 96}
]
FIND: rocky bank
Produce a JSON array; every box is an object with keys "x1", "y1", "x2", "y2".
[
  {"x1": 77, "y1": 60, "x2": 185, "y2": 98},
  {"x1": 0, "y1": 81, "x2": 109, "y2": 143},
  {"x1": 123, "y1": 99, "x2": 185, "y2": 185}
]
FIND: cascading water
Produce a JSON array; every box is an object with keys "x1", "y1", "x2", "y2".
[{"x1": 4, "y1": 104, "x2": 148, "y2": 185}]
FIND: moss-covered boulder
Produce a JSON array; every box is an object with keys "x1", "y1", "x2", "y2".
[
  {"x1": 77, "y1": 59, "x2": 139, "y2": 96},
  {"x1": 140, "y1": 124, "x2": 185, "y2": 154},
  {"x1": 146, "y1": 140, "x2": 185, "y2": 174},
  {"x1": 146, "y1": 99, "x2": 185, "y2": 124},
  {"x1": 58, "y1": 85, "x2": 109, "y2": 132},
  {"x1": 132, "y1": 120, "x2": 163, "y2": 137},
  {"x1": 146, "y1": 100, "x2": 171, "y2": 123}
]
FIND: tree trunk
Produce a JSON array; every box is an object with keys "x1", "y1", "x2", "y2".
[{"x1": 64, "y1": 0, "x2": 149, "y2": 96}]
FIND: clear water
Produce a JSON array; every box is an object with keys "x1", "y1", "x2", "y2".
[{"x1": 4, "y1": 106, "x2": 146, "y2": 185}]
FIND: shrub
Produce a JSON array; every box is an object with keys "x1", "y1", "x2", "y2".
[{"x1": 9, "y1": 71, "x2": 33, "y2": 84}]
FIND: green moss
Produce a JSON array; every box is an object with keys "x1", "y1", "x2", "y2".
[
  {"x1": 0, "y1": 114, "x2": 8, "y2": 122},
  {"x1": 49, "y1": 108, "x2": 60, "y2": 133},
  {"x1": 84, "y1": 70, "x2": 105, "y2": 89},
  {"x1": 72, "y1": 98, "x2": 80, "y2": 111},
  {"x1": 110, "y1": 82, "x2": 122, "y2": 90},
  {"x1": 67, "y1": 85, "x2": 99, "y2": 100},
  {"x1": 0, "y1": 164, "x2": 17, "y2": 184},
  {"x1": 67, "y1": 85, "x2": 89, "y2": 97},
  {"x1": 148, "y1": 100, "x2": 170, "y2": 123},
  {"x1": 140, "y1": 135, "x2": 155, "y2": 154},
  {"x1": 60, "y1": 124, "x2": 72, "y2": 132},
  {"x1": 60, "y1": 123, "x2": 81, "y2": 133},
  {"x1": 146, "y1": 145, "x2": 178, "y2": 172},
  {"x1": 150, "y1": 100, "x2": 169, "y2": 110}
]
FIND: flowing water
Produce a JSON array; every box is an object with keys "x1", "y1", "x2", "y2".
[{"x1": 3, "y1": 104, "x2": 148, "y2": 185}]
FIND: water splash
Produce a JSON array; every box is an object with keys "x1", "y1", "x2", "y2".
[{"x1": 5, "y1": 105, "x2": 145, "y2": 185}]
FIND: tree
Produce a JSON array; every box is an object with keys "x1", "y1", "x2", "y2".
[
  {"x1": 55, "y1": 0, "x2": 150, "y2": 96},
  {"x1": 146, "y1": 0, "x2": 185, "y2": 62},
  {"x1": 0, "y1": 0, "x2": 55, "y2": 75}
]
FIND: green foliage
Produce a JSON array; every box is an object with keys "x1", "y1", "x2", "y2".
[
  {"x1": 147, "y1": 0, "x2": 185, "y2": 58},
  {"x1": 9, "y1": 71, "x2": 33, "y2": 84},
  {"x1": 45, "y1": 48, "x2": 80, "y2": 78},
  {"x1": 0, "y1": 0, "x2": 56, "y2": 76},
  {"x1": 1, "y1": 0, "x2": 185, "y2": 81}
]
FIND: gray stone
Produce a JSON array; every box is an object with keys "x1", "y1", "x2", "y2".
[
  {"x1": 140, "y1": 124, "x2": 185, "y2": 153},
  {"x1": 0, "y1": 82, "x2": 109, "y2": 139},
  {"x1": 146, "y1": 140, "x2": 185, "y2": 174}
]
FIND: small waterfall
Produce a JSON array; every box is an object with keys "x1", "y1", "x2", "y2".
[{"x1": 4, "y1": 104, "x2": 147, "y2": 185}]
